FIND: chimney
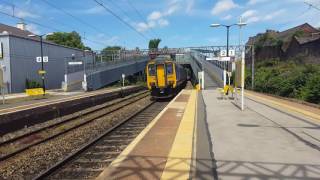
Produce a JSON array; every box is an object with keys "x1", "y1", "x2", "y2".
[{"x1": 16, "y1": 22, "x2": 27, "y2": 31}]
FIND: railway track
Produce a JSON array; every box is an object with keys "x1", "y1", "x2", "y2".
[
  {"x1": 0, "y1": 91, "x2": 149, "y2": 161},
  {"x1": 35, "y1": 101, "x2": 168, "y2": 179}
]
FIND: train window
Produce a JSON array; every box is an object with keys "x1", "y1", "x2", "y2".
[
  {"x1": 166, "y1": 63, "x2": 173, "y2": 75},
  {"x1": 148, "y1": 64, "x2": 156, "y2": 76}
]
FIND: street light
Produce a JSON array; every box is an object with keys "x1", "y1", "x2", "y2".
[
  {"x1": 210, "y1": 22, "x2": 247, "y2": 57},
  {"x1": 211, "y1": 21, "x2": 247, "y2": 88},
  {"x1": 28, "y1": 32, "x2": 53, "y2": 95}
]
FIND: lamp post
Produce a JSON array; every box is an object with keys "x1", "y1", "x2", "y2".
[
  {"x1": 210, "y1": 22, "x2": 247, "y2": 69},
  {"x1": 28, "y1": 33, "x2": 53, "y2": 95}
]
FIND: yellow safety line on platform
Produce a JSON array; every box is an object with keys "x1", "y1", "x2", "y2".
[
  {"x1": 96, "y1": 90, "x2": 186, "y2": 180},
  {"x1": 161, "y1": 90, "x2": 197, "y2": 180},
  {"x1": 246, "y1": 92, "x2": 320, "y2": 122}
]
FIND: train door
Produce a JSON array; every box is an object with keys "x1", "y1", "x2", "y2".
[{"x1": 156, "y1": 64, "x2": 166, "y2": 88}]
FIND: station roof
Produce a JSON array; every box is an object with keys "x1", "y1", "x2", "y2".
[{"x1": 0, "y1": 23, "x2": 38, "y2": 40}]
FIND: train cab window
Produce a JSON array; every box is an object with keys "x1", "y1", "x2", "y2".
[
  {"x1": 148, "y1": 64, "x2": 156, "y2": 76},
  {"x1": 166, "y1": 63, "x2": 173, "y2": 75}
]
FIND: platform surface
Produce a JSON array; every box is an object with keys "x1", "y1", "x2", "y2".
[
  {"x1": 0, "y1": 86, "x2": 135, "y2": 115},
  {"x1": 96, "y1": 90, "x2": 199, "y2": 180},
  {"x1": 202, "y1": 89, "x2": 320, "y2": 180}
]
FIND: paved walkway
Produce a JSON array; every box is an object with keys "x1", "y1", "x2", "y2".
[{"x1": 202, "y1": 88, "x2": 320, "y2": 179}]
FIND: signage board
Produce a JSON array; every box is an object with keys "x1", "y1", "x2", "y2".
[
  {"x1": 38, "y1": 70, "x2": 46, "y2": 75},
  {"x1": 206, "y1": 57, "x2": 231, "y2": 61},
  {"x1": 220, "y1": 50, "x2": 227, "y2": 57},
  {"x1": 36, "y1": 56, "x2": 49, "y2": 63},
  {"x1": 68, "y1": 61, "x2": 83, "y2": 65},
  {"x1": 220, "y1": 50, "x2": 236, "y2": 57}
]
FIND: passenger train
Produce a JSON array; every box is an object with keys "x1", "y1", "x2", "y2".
[{"x1": 146, "y1": 55, "x2": 187, "y2": 99}]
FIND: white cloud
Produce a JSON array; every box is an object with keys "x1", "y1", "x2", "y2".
[
  {"x1": 15, "y1": 10, "x2": 39, "y2": 19},
  {"x1": 247, "y1": 0, "x2": 268, "y2": 5},
  {"x1": 211, "y1": 0, "x2": 239, "y2": 15},
  {"x1": 135, "y1": 0, "x2": 183, "y2": 32},
  {"x1": 222, "y1": 14, "x2": 233, "y2": 20},
  {"x1": 186, "y1": 0, "x2": 195, "y2": 14},
  {"x1": 158, "y1": 19, "x2": 169, "y2": 27},
  {"x1": 241, "y1": 8, "x2": 286, "y2": 24},
  {"x1": 148, "y1": 11, "x2": 163, "y2": 21},
  {"x1": 263, "y1": 9, "x2": 286, "y2": 20},
  {"x1": 241, "y1": 10, "x2": 260, "y2": 23},
  {"x1": 83, "y1": 6, "x2": 105, "y2": 15},
  {"x1": 241, "y1": 10, "x2": 257, "y2": 19},
  {"x1": 246, "y1": 16, "x2": 260, "y2": 23},
  {"x1": 0, "y1": 4, "x2": 38, "y2": 19},
  {"x1": 26, "y1": 24, "x2": 40, "y2": 34}
]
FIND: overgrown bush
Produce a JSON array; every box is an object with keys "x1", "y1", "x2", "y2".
[{"x1": 249, "y1": 60, "x2": 320, "y2": 104}]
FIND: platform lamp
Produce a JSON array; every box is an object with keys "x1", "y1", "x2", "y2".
[
  {"x1": 210, "y1": 22, "x2": 246, "y2": 70},
  {"x1": 28, "y1": 32, "x2": 53, "y2": 95}
]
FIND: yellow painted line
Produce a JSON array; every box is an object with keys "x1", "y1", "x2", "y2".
[
  {"x1": 0, "y1": 86, "x2": 135, "y2": 115},
  {"x1": 161, "y1": 90, "x2": 197, "y2": 180},
  {"x1": 96, "y1": 90, "x2": 187, "y2": 180},
  {"x1": 246, "y1": 92, "x2": 320, "y2": 122}
]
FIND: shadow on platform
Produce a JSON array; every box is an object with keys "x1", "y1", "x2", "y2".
[{"x1": 101, "y1": 155, "x2": 320, "y2": 180}]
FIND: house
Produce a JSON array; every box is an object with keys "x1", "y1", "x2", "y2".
[
  {"x1": 246, "y1": 23, "x2": 320, "y2": 63},
  {"x1": 0, "y1": 22, "x2": 93, "y2": 93}
]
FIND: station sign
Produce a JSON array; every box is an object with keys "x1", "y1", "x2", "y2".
[
  {"x1": 68, "y1": 61, "x2": 83, "y2": 65},
  {"x1": 36, "y1": 56, "x2": 49, "y2": 63},
  {"x1": 206, "y1": 57, "x2": 231, "y2": 61},
  {"x1": 38, "y1": 70, "x2": 46, "y2": 75},
  {"x1": 220, "y1": 50, "x2": 235, "y2": 57}
]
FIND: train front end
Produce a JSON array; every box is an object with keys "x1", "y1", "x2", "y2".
[{"x1": 146, "y1": 59, "x2": 177, "y2": 99}]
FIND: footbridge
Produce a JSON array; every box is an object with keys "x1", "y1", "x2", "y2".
[{"x1": 62, "y1": 46, "x2": 246, "y2": 91}]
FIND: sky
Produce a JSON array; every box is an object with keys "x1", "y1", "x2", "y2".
[{"x1": 0, "y1": 0, "x2": 320, "y2": 50}]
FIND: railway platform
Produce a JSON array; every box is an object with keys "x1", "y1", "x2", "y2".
[
  {"x1": 96, "y1": 77, "x2": 320, "y2": 180},
  {"x1": 96, "y1": 89, "x2": 216, "y2": 179},
  {"x1": 0, "y1": 86, "x2": 143, "y2": 135}
]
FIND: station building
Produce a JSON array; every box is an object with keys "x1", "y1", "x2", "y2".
[{"x1": 0, "y1": 22, "x2": 93, "y2": 93}]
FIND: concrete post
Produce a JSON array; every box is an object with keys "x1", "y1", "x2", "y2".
[{"x1": 241, "y1": 51, "x2": 245, "y2": 111}]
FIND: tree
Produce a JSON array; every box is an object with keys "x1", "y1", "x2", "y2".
[
  {"x1": 46, "y1": 31, "x2": 86, "y2": 49},
  {"x1": 101, "y1": 46, "x2": 122, "y2": 61},
  {"x1": 148, "y1": 38, "x2": 161, "y2": 49}
]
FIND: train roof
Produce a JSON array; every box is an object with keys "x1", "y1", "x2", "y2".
[{"x1": 148, "y1": 55, "x2": 174, "y2": 64}]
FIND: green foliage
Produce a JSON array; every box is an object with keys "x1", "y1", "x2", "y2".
[
  {"x1": 25, "y1": 79, "x2": 41, "y2": 89},
  {"x1": 251, "y1": 60, "x2": 320, "y2": 104},
  {"x1": 149, "y1": 38, "x2": 161, "y2": 49},
  {"x1": 299, "y1": 71, "x2": 320, "y2": 103},
  {"x1": 46, "y1": 31, "x2": 86, "y2": 49},
  {"x1": 101, "y1": 46, "x2": 122, "y2": 61},
  {"x1": 254, "y1": 33, "x2": 282, "y2": 52},
  {"x1": 293, "y1": 30, "x2": 305, "y2": 38}
]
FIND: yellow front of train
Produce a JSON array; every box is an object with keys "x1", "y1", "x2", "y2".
[{"x1": 146, "y1": 56, "x2": 178, "y2": 98}]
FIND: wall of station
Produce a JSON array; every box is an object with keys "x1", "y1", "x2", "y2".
[{"x1": 2, "y1": 35, "x2": 93, "y2": 93}]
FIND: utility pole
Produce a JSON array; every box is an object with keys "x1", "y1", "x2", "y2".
[
  {"x1": 40, "y1": 35, "x2": 45, "y2": 95},
  {"x1": 28, "y1": 33, "x2": 53, "y2": 95}
]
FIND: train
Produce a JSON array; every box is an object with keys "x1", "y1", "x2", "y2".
[{"x1": 146, "y1": 55, "x2": 187, "y2": 99}]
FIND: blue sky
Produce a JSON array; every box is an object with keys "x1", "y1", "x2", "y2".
[{"x1": 1, "y1": 0, "x2": 320, "y2": 50}]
